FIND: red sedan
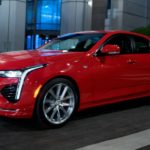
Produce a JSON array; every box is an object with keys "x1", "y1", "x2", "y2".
[{"x1": 0, "y1": 30, "x2": 149, "y2": 127}]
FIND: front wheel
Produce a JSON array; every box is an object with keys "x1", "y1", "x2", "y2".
[{"x1": 34, "y1": 78, "x2": 79, "y2": 128}]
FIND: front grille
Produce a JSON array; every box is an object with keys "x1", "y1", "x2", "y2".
[{"x1": 1, "y1": 84, "x2": 18, "y2": 102}]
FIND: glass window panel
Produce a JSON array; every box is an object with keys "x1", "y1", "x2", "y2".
[
  {"x1": 26, "y1": 0, "x2": 61, "y2": 49},
  {"x1": 36, "y1": 0, "x2": 61, "y2": 30}
]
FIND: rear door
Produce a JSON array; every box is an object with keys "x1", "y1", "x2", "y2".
[{"x1": 128, "y1": 35, "x2": 150, "y2": 92}]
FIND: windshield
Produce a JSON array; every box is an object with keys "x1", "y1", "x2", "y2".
[{"x1": 40, "y1": 33, "x2": 105, "y2": 52}]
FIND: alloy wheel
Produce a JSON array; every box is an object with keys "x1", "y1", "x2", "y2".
[{"x1": 42, "y1": 83, "x2": 75, "y2": 125}]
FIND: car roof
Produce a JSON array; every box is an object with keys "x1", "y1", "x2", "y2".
[
  {"x1": 73, "y1": 30, "x2": 150, "y2": 39},
  {"x1": 74, "y1": 30, "x2": 138, "y2": 35}
]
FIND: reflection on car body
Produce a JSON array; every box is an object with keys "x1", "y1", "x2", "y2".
[{"x1": 0, "y1": 30, "x2": 149, "y2": 128}]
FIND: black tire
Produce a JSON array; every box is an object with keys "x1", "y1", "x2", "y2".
[{"x1": 34, "y1": 78, "x2": 79, "y2": 128}]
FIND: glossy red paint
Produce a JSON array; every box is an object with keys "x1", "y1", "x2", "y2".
[
  {"x1": 0, "y1": 30, "x2": 150, "y2": 118},
  {"x1": 101, "y1": 44, "x2": 121, "y2": 54}
]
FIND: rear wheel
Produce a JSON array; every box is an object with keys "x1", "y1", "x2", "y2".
[{"x1": 34, "y1": 78, "x2": 79, "y2": 128}]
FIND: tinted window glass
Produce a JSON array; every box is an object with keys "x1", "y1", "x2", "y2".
[
  {"x1": 41, "y1": 33, "x2": 105, "y2": 52},
  {"x1": 106, "y1": 35, "x2": 132, "y2": 54},
  {"x1": 133, "y1": 36, "x2": 150, "y2": 53}
]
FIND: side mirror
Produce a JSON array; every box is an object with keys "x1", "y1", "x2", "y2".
[{"x1": 101, "y1": 44, "x2": 120, "y2": 55}]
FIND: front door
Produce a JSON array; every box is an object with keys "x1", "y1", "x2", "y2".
[{"x1": 91, "y1": 34, "x2": 143, "y2": 103}]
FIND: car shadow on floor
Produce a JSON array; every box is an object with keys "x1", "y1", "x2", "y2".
[
  {"x1": 75, "y1": 97, "x2": 150, "y2": 120},
  {"x1": 0, "y1": 97, "x2": 150, "y2": 131}
]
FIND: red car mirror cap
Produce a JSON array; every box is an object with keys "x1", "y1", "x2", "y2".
[{"x1": 101, "y1": 44, "x2": 120, "y2": 55}]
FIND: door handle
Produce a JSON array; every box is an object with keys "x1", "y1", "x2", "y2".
[{"x1": 127, "y1": 59, "x2": 136, "y2": 64}]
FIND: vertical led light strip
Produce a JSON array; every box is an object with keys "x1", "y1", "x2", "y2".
[{"x1": 15, "y1": 65, "x2": 45, "y2": 100}]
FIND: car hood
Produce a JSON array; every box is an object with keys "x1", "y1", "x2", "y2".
[{"x1": 0, "y1": 49, "x2": 83, "y2": 70}]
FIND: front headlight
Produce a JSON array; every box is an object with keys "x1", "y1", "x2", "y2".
[
  {"x1": 0, "y1": 71, "x2": 22, "y2": 78},
  {"x1": 0, "y1": 64, "x2": 46, "y2": 101}
]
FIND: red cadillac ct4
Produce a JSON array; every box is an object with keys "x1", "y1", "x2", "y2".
[{"x1": 0, "y1": 30, "x2": 149, "y2": 127}]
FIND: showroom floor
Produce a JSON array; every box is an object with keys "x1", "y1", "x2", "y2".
[{"x1": 0, "y1": 98, "x2": 150, "y2": 150}]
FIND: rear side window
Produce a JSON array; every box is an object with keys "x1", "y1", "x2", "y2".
[{"x1": 132, "y1": 36, "x2": 150, "y2": 53}]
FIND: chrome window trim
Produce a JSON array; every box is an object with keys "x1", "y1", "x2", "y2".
[
  {"x1": 108, "y1": 51, "x2": 120, "y2": 55},
  {"x1": 15, "y1": 65, "x2": 45, "y2": 100}
]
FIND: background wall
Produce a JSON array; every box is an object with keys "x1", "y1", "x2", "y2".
[
  {"x1": 105, "y1": 0, "x2": 150, "y2": 31},
  {"x1": 105, "y1": 0, "x2": 124, "y2": 30},
  {"x1": 0, "y1": 0, "x2": 26, "y2": 52},
  {"x1": 122, "y1": 0, "x2": 150, "y2": 30},
  {"x1": 61, "y1": 0, "x2": 92, "y2": 34},
  {"x1": 0, "y1": 0, "x2": 150, "y2": 52},
  {"x1": 92, "y1": 0, "x2": 107, "y2": 30}
]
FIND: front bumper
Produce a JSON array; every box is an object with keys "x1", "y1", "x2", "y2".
[
  {"x1": 0, "y1": 107, "x2": 32, "y2": 118},
  {"x1": 0, "y1": 78, "x2": 34, "y2": 118},
  {"x1": 0, "y1": 67, "x2": 46, "y2": 119}
]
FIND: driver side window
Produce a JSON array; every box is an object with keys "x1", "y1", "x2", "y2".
[{"x1": 106, "y1": 35, "x2": 132, "y2": 54}]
